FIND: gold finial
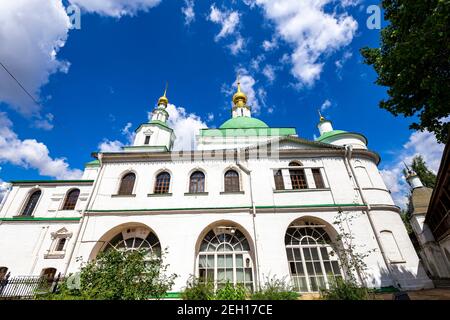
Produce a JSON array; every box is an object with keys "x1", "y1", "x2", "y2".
[
  {"x1": 233, "y1": 74, "x2": 247, "y2": 107},
  {"x1": 157, "y1": 82, "x2": 169, "y2": 106},
  {"x1": 318, "y1": 110, "x2": 325, "y2": 122}
]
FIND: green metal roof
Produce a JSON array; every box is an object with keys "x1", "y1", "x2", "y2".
[
  {"x1": 316, "y1": 130, "x2": 347, "y2": 142},
  {"x1": 10, "y1": 180, "x2": 94, "y2": 184},
  {"x1": 85, "y1": 159, "x2": 100, "y2": 167},
  {"x1": 316, "y1": 130, "x2": 368, "y2": 145},
  {"x1": 219, "y1": 116, "x2": 269, "y2": 129},
  {"x1": 200, "y1": 127, "x2": 297, "y2": 137}
]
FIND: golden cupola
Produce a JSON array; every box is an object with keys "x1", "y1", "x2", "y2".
[
  {"x1": 232, "y1": 77, "x2": 247, "y2": 107},
  {"x1": 157, "y1": 85, "x2": 169, "y2": 107}
]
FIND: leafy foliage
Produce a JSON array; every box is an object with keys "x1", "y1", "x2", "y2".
[
  {"x1": 181, "y1": 279, "x2": 246, "y2": 300},
  {"x1": 42, "y1": 249, "x2": 177, "y2": 300},
  {"x1": 215, "y1": 282, "x2": 247, "y2": 300},
  {"x1": 180, "y1": 276, "x2": 215, "y2": 300},
  {"x1": 333, "y1": 211, "x2": 374, "y2": 284},
  {"x1": 361, "y1": 0, "x2": 450, "y2": 143},
  {"x1": 250, "y1": 276, "x2": 299, "y2": 300},
  {"x1": 409, "y1": 155, "x2": 437, "y2": 189},
  {"x1": 320, "y1": 278, "x2": 372, "y2": 300}
]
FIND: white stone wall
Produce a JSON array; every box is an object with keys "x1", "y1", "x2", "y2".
[{"x1": 0, "y1": 145, "x2": 433, "y2": 292}]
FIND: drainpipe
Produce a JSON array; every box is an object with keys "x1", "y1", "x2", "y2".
[
  {"x1": 236, "y1": 149, "x2": 261, "y2": 291},
  {"x1": 343, "y1": 144, "x2": 399, "y2": 289},
  {"x1": 30, "y1": 226, "x2": 49, "y2": 275},
  {"x1": 63, "y1": 154, "x2": 105, "y2": 276}
]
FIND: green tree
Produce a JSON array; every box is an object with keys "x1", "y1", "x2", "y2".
[
  {"x1": 409, "y1": 155, "x2": 437, "y2": 189},
  {"x1": 43, "y1": 249, "x2": 177, "y2": 300},
  {"x1": 360, "y1": 1, "x2": 450, "y2": 143}
]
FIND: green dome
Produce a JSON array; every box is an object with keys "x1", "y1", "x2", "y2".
[
  {"x1": 219, "y1": 116, "x2": 269, "y2": 129},
  {"x1": 316, "y1": 130, "x2": 347, "y2": 142}
]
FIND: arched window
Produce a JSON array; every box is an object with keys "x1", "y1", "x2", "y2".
[
  {"x1": 285, "y1": 221, "x2": 343, "y2": 292},
  {"x1": 224, "y1": 170, "x2": 240, "y2": 192},
  {"x1": 21, "y1": 190, "x2": 41, "y2": 216},
  {"x1": 103, "y1": 227, "x2": 161, "y2": 258},
  {"x1": 40, "y1": 268, "x2": 57, "y2": 284},
  {"x1": 355, "y1": 166, "x2": 373, "y2": 188},
  {"x1": 118, "y1": 173, "x2": 136, "y2": 195},
  {"x1": 289, "y1": 161, "x2": 302, "y2": 167},
  {"x1": 312, "y1": 169, "x2": 325, "y2": 189},
  {"x1": 62, "y1": 189, "x2": 80, "y2": 210},
  {"x1": 0, "y1": 267, "x2": 8, "y2": 281},
  {"x1": 198, "y1": 228, "x2": 253, "y2": 291},
  {"x1": 56, "y1": 238, "x2": 66, "y2": 252},
  {"x1": 154, "y1": 172, "x2": 171, "y2": 194},
  {"x1": 189, "y1": 171, "x2": 205, "y2": 193},
  {"x1": 380, "y1": 231, "x2": 403, "y2": 262},
  {"x1": 289, "y1": 166, "x2": 307, "y2": 190},
  {"x1": 274, "y1": 170, "x2": 285, "y2": 190}
]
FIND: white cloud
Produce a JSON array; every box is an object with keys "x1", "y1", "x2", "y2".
[
  {"x1": 69, "y1": 0, "x2": 161, "y2": 17},
  {"x1": 208, "y1": 5, "x2": 240, "y2": 40},
  {"x1": 98, "y1": 121, "x2": 135, "y2": 152},
  {"x1": 380, "y1": 130, "x2": 445, "y2": 208},
  {"x1": 250, "y1": 55, "x2": 266, "y2": 72},
  {"x1": 0, "y1": 0, "x2": 162, "y2": 129},
  {"x1": 320, "y1": 99, "x2": 332, "y2": 112},
  {"x1": 98, "y1": 139, "x2": 124, "y2": 152},
  {"x1": 0, "y1": 112, "x2": 82, "y2": 180},
  {"x1": 262, "y1": 65, "x2": 276, "y2": 83},
  {"x1": 207, "y1": 4, "x2": 246, "y2": 55},
  {"x1": 228, "y1": 36, "x2": 246, "y2": 55},
  {"x1": 181, "y1": 0, "x2": 195, "y2": 25},
  {"x1": 262, "y1": 38, "x2": 278, "y2": 51},
  {"x1": 165, "y1": 104, "x2": 207, "y2": 151},
  {"x1": 0, "y1": 0, "x2": 70, "y2": 119},
  {"x1": 335, "y1": 50, "x2": 353, "y2": 70},
  {"x1": 121, "y1": 122, "x2": 135, "y2": 144},
  {"x1": 252, "y1": 0, "x2": 358, "y2": 86}
]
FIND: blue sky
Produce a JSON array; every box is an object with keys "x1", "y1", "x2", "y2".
[{"x1": 0, "y1": 1, "x2": 444, "y2": 207}]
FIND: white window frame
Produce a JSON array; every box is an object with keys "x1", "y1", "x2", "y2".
[{"x1": 45, "y1": 228, "x2": 72, "y2": 259}]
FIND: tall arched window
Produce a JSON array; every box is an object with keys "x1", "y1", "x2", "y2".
[
  {"x1": 0, "y1": 267, "x2": 8, "y2": 281},
  {"x1": 21, "y1": 190, "x2": 41, "y2": 216},
  {"x1": 285, "y1": 221, "x2": 343, "y2": 292},
  {"x1": 154, "y1": 172, "x2": 171, "y2": 194},
  {"x1": 62, "y1": 189, "x2": 80, "y2": 210},
  {"x1": 380, "y1": 230, "x2": 403, "y2": 262},
  {"x1": 224, "y1": 170, "x2": 240, "y2": 192},
  {"x1": 354, "y1": 161, "x2": 373, "y2": 188},
  {"x1": 118, "y1": 173, "x2": 136, "y2": 195},
  {"x1": 40, "y1": 267, "x2": 57, "y2": 284},
  {"x1": 103, "y1": 227, "x2": 161, "y2": 258},
  {"x1": 289, "y1": 162, "x2": 308, "y2": 189},
  {"x1": 274, "y1": 170, "x2": 285, "y2": 190},
  {"x1": 198, "y1": 228, "x2": 253, "y2": 291},
  {"x1": 189, "y1": 171, "x2": 205, "y2": 193}
]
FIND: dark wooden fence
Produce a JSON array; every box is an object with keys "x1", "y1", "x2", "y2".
[{"x1": 0, "y1": 273, "x2": 63, "y2": 300}]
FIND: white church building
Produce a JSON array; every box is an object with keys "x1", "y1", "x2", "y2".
[{"x1": 0, "y1": 82, "x2": 433, "y2": 295}]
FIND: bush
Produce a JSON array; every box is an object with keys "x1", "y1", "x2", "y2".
[
  {"x1": 215, "y1": 282, "x2": 246, "y2": 300},
  {"x1": 320, "y1": 278, "x2": 371, "y2": 300},
  {"x1": 251, "y1": 276, "x2": 299, "y2": 300},
  {"x1": 41, "y1": 249, "x2": 177, "y2": 300},
  {"x1": 181, "y1": 278, "x2": 246, "y2": 300},
  {"x1": 181, "y1": 276, "x2": 215, "y2": 300}
]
